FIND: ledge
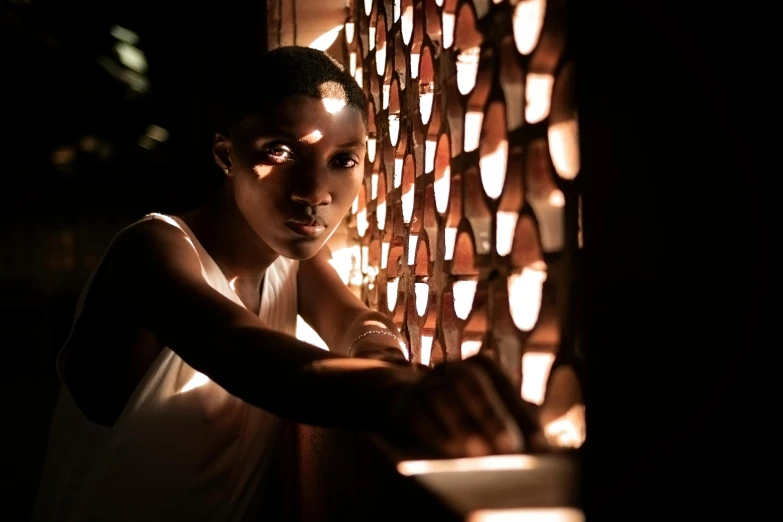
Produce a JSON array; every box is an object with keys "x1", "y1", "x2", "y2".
[{"x1": 285, "y1": 424, "x2": 582, "y2": 522}]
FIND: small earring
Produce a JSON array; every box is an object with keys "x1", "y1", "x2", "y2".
[{"x1": 224, "y1": 168, "x2": 230, "y2": 174}]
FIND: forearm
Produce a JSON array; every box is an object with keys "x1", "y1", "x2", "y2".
[{"x1": 187, "y1": 324, "x2": 416, "y2": 430}]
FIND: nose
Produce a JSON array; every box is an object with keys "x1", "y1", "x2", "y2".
[{"x1": 291, "y1": 166, "x2": 332, "y2": 207}]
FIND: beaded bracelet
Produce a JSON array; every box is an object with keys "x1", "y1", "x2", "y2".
[{"x1": 347, "y1": 329, "x2": 407, "y2": 357}]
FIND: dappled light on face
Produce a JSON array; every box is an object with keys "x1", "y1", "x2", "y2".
[
  {"x1": 322, "y1": 98, "x2": 347, "y2": 114},
  {"x1": 299, "y1": 129, "x2": 323, "y2": 144},
  {"x1": 317, "y1": 81, "x2": 349, "y2": 114}
]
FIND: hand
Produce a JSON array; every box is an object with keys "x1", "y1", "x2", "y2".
[{"x1": 381, "y1": 354, "x2": 531, "y2": 458}]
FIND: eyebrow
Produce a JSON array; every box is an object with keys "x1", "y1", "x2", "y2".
[
  {"x1": 253, "y1": 135, "x2": 366, "y2": 150},
  {"x1": 336, "y1": 140, "x2": 366, "y2": 149}
]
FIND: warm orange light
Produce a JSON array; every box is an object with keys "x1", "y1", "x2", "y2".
[
  {"x1": 420, "y1": 88, "x2": 434, "y2": 124},
  {"x1": 401, "y1": 1, "x2": 414, "y2": 44},
  {"x1": 508, "y1": 263, "x2": 547, "y2": 331},
  {"x1": 299, "y1": 129, "x2": 323, "y2": 144},
  {"x1": 465, "y1": 111, "x2": 484, "y2": 152},
  {"x1": 512, "y1": 0, "x2": 547, "y2": 55},
  {"x1": 397, "y1": 454, "x2": 539, "y2": 476},
  {"x1": 394, "y1": 157, "x2": 404, "y2": 188},
  {"x1": 356, "y1": 207, "x2": 369, "y2": 237},
  {"x1": 544, "y1": 404, "x2": 586, "y2": 449},
  {"x1": 425, "y1": 138, "x2": 436, "y2": 173},
  {"x1": 548, "y1": 119, "x2": 580, "y2": 180},
  {"x1": 442, "y1": 11, "x2": 456, "y2": 49},
  {"x1": 420, "y1": 334, "x2": 434, "y2": 366},
  {"x1": 414, "y1": 282, "x2": 429, "y2": 316},
  {"x1": 468, "y1": 508, "x2": 584, "y2": 522},
  {"x1": 457, "y1": 47, "x2": 481, "y2": 94},
  {"x1": 376, "y1": 48, "x2": 387, "y2": 76},
  {"x1": 444, "y1": 227, "x2": 458, "y2": 260},
  {"x1": 387, "y1": 278, "x2": 399, "y2": 311},
  {"x1": 389, "y1": 114, "x2": 401, "y2": 146},
  {"x1": 407, "y1": 234, "x2": 418, "y2": 265},
  {"x1": 521, "y1": 352, "x2": 556, "y2": 405},
  {"x1": 452, "y1": 279, "x2": 478, "y2": 320},
  {"x1": 525, "y1": 73, "x2": 553, "y2": 123},
  {"x1": 496, "y1": 211, "x2": 518, "y2": 257},
  {"x1": 461, "y1": 340, "x2": 482, "y2": 359},
  {"x1": 371, "y1": 172, "x2": 379, "y2": 199}
]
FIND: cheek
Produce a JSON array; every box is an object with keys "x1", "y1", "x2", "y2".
[
  {"x1": 334, "y1": 170, "x2": 365, "y2": 205},
  {"x1": 233, "y1": 171, "x2": 277, "y2": 212}
]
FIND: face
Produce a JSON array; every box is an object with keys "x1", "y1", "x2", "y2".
[{"x1": 215, "y1": 94, "x2": 367, "y2": 260}]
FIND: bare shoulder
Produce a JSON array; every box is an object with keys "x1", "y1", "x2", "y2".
[{"x1": 59, "y1": 216, "x2": 205, "y2": 425}]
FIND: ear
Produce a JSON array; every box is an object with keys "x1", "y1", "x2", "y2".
[{"x1": 213, "y1": 133, "x2": 233, "y2": 176}]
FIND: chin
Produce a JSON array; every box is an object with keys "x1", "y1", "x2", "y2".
[{"x1": 275, "y1": 239, "x2": 324, "y2": 261}]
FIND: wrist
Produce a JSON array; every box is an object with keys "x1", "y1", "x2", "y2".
[{"x1": 347, "y1": 329, "x2": 407, "y2": 358}]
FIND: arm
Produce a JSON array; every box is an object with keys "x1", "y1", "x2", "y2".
[
  {"x1": 71, "y1": 218, "x2": 417, "y2": 431},
  {"x1": 297, "y1": 246, "x2": 409, "y2": 364}
]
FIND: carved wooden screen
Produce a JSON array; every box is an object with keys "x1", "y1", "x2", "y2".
[{"x1": 339, "y1": 0, "x2": 582, "y2": 445}]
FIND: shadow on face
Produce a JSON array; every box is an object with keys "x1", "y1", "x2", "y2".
[{"x1": 213, "y1": 93, "x2": 367, "y2": 260}]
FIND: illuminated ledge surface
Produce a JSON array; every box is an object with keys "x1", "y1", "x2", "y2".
[{"x1": 396, "y1": 454, "x2": 580, "y2": 519}]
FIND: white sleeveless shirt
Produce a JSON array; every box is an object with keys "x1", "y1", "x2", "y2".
[{"x1": 32, "y1": 213, "x2": 299, "y2": 522}]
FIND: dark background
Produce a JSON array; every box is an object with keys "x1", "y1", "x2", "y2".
[{"x1": 0, "y1": 0, "x2": 771, "y2": 520}]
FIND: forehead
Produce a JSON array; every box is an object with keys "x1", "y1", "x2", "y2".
[{"x1": 238, "y1": 94, "x2": 367, "y2": 143}]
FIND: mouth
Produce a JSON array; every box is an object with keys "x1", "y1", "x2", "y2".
[{"x1": 285, "y1": 217, "x2": 327, "y2": 239}]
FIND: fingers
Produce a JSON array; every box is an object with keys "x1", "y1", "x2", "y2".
[
  {"x1": 454, "y1": 366, "x2": 524, "y2": 454},
  {"x1": 465, "y1": 354, "x2": 542, "y2": 439},
  {"x1": 428, "y1": 386, "x2": 493, "y2": 457},
  {"x1": 420, "y1": 364, "x2": 524, "y2": 457}
]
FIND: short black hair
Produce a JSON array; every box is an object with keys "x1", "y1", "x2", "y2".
[{"x1": 214, "y1": 46, "x2": 368, "y2": 134}]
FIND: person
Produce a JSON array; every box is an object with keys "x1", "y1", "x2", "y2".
[{"x1": 32, "y1": 46, "x2": 538, "y2": 522}]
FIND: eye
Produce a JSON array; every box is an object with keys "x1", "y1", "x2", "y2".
[
  {"x1": 264, "y1": 145, "x2": 294, "y2": 163},
  {"x1": 332, "y1": 155, "x2": 358, "y2": 169}
]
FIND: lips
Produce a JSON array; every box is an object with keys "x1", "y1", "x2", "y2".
[{"x1": 285, "y1": 217, "x2": 326, "y2": 239}]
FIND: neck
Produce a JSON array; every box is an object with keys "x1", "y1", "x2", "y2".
[{"x1": 183, "y1": 186, "x2": 279, "y2": 292}]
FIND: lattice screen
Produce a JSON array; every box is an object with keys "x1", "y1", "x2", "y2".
[{"x1": 339, "y1": 0, "x2": 581, "y2": 422}]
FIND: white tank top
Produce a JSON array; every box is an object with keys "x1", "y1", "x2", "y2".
[{"x1": 32, "y1": 213, "x2": 299, "y2": 522}]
